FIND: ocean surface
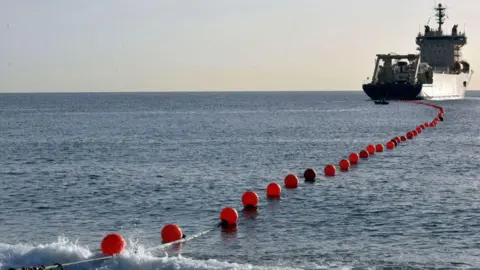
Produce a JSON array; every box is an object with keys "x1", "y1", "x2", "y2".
[{"x1": 0, "y1": 91, "x2": 479, "y2": 270}]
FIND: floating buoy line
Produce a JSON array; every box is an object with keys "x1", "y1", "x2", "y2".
[{"x1": 9, "y1": 100, "x2": 446, "y2": 270}]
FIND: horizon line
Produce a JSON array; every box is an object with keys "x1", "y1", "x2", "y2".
[
  {"x1": 0, "y1": 89, "x2": 479, "y2": 94},
  {"x1": 0, "y1": 89, "x2": 365, "y2": 94}
]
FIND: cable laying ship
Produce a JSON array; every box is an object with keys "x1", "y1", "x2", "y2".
[{"x1": 363, "y1": 3, "x2": 474, "y2": 100}]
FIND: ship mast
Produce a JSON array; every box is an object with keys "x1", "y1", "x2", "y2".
[{"x1": 434, "y1": 3, "x2": 446, "y2": 32}]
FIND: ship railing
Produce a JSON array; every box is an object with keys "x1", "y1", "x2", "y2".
[
  {"x1": 432, "y1": 67, "x2": 452, "y2": 73},
  {"x1": 417, "y1": 31, "x2": 466, "y2": 37}
]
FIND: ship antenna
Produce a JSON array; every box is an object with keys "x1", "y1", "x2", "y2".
[{"x1": 434, "y1": 3, "x2": 446, "y2": 32}]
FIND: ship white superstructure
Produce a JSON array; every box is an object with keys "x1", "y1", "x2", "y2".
[{"x1": 415, "y1": 3, "x2": 473, "y2": 99}]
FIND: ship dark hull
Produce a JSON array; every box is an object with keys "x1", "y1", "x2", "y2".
[{"x1": 362, "y1": 83, "x2": 424, "y2": 100}]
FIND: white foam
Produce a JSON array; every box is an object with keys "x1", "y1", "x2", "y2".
[{"x1": 0, "y1": 236, "x2": 301, "y2": 270}]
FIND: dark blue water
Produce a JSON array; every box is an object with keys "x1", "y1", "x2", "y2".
[{"x1": 0, "y1": 91, "x2": 479, "y2": 270}]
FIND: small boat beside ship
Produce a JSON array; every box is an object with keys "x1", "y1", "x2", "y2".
[
  {"x1": 374, "y1": 99, "x2": 389, "y2": 105},
  {"x1": 362, "y1": 3, "x2": 474, "y2": 100}
]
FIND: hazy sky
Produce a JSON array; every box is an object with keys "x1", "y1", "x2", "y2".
[{"x1": 1, "y1": 0, "x2": 479, "y2": 92}]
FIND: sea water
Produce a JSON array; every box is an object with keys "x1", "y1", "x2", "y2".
[{"x1": 1, "y1": 91, "x2": 479, "y2": 270}]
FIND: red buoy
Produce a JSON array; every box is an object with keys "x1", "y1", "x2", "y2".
[
  {"x1": 386, "y1": 141, "x2": 395, "y2": 149},
  {"x1": 394, "y1": 137, "x2": 401, "y2": 143},
  {"x1": 400, "y1": 136, "x2": 407, "y2": 142},
  {"x1": 161, "y1": 224, "x2": 183, "y2": 243},
  {"x1": 375, "y1": 144, "x2": 384, "y2": 152},
  {"x1": 389, "y1": 139, "x2": 398, "y2": 147},
  {"x1": 349, "y1": 152, "x2": 359, "y2": 164},
  {"x1": 266, "y1": 182, "x2": 281, "y2": 197},
  {"x1": 338, "y1": 159, "x2": 350, "y2": 171},
  {"x1": 359, "y1": 150, "x2": 369, "y2": 159},
  {"x1": 424, "y1": 122, "x2": 429, "y2": 127},
  {"x1": 412, "y1": 130, "x2": 418, "y2": 137},
  {"x1": 242, "y1": 191, "x2": 259, "y2": 208},
  {"x1": 406, "y1": 132, "x2": 414, "y2": 139},
  {"x1": 416, "y1": 127, "x2": 422, "y2": 133},
  {"x1": 101, "y1": 234, "x2": 126, "y2": 255},
  {"x1": 324, "y1": 164, "x2": 337, "y2": 176},
  {"x1": 303, "y1": 168, "x2": 316, "y2": 181},
  {"x1": 220, "y1": 207, "x2": 238, "y2": 225},
  {"x1": 366, "y1": 144, "x2": 375, "y2": 155},
  {"x1": 284, "y1": 174, "x2": 298, "y2": 188}
]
